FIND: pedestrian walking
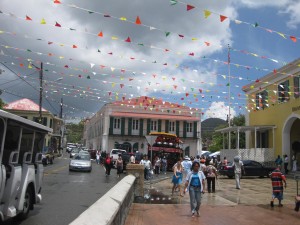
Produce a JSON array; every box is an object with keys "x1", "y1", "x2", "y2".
[
  {"x1": 154, "y1": 156, "x2": 161, "y2": 176},
  {"x1": 283, "y1": 154, "x2": 289, "y2": 174},
  {"x1": 96, "y1": 150, "x2": 100, "y2": 165},
  {"x1": 161, "y1": 156, "x2": 167, "y2": 174},
  {"x1": 183, "y1": 161, "x2": 206, "y2": 217},
  {"x1": 275, "y1": 155, "x2": 283, "y2": 167},
  {"x1": 292, "y1": 155, "x2": 297, "y2": 172},
  {"x1": 130, "y1": 153, "x2": 135, "y2": 164},
  {"x1": 233, "y1": 156, "x2": 244, "y2": 189},
  {"x1": 104, "y1": 155, "x2": 112, "y2": 176},
  {"x1": 171, "y1": 160, "x2": 183, "y2": 196},
  {"x1": 270, "y1": 165, "x2": 287, "y2": 207},
  {"x1": 116, "y1": 154, "x2": 123, "y2": 178},
  {"x1": 205, "y1": 160, "x2": 218, "y2": 193},
  {"x1": 140, "y1": 155, "x2": 151, "y2": 180},
  {"x1": 182, "y1": 156, "x2": 192, "y2": 179}
]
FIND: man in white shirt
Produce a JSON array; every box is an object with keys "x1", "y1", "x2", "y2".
[
  {"x1": 182, "y1": 156, "x2": 192, "y2": 179},
  {"x1": 233, "y1": 156, "x2": 244, "y2": 189},
  {"x1": 140, "y1": 155, "x2": 151, "y2": 180}
]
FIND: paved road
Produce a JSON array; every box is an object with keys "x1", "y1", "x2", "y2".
[{"x1": 2, "y1": 154, "x2": 120, "y2": 225}]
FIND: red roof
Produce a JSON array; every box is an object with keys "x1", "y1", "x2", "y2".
[
  {"x1": 4, "y1": 98, "x2": 47, "y2": 112},
  {"x1": 111, "y1": 112, "x2": 199, "y2": 121},
  {"x1": 113, "y1": 96, "x2": 197, "y2": 111}
]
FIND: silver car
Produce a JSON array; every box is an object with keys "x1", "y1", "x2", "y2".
[{"x1": 69, "y1": 153, "x2": 92, "y2": 172}]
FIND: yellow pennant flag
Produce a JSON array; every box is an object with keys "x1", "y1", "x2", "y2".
[
  {"x1": 111, "y1": 36, "x2": 118, "y2": 40},
  {"x1": 204, "y1": 10, "x2": 211, "y2": 19},
  {"x1": 120, "y1": 17, "x2": 127, "y2": 21},
  {"x1": 41, "y1": 18, "x2": 46, "y2": 24},
  {"x1": 112, "y1": 83, "x2": 115, "y2": 87}
]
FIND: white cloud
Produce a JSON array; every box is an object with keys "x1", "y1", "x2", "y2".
[
  {"x1": 203, "y1": 101, "x2": 236, "y2": 121},
  {"x1": 234, "y1": 0, "x2": 290, "y2": 8},
  {"x1": 280, "y1": 1, "x2": 300, "y2": 29}
]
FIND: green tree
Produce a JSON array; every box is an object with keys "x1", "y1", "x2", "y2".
[
  {"x1": 209, "y1": 114, "x2": 246, "y2": 151},
  {"x1": 0, "y1": 98, "x2": 6, "y2": 109},
  {"x1": 66, "y1": 121, "x2": 84, "y2": 144}
]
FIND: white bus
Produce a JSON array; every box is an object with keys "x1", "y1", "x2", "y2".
[{"x1": 0, "y1": 109, "x2": 52, "y2": 221}]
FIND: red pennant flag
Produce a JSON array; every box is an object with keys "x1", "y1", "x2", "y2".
[
  {"x1": 48, "y1": 42, "x2": 53, "y2": 45},
  {"x1": 186, "y1": 93, "x2": 189, "y2": 97},
  {"x1": 187, "y1": 4, "x2": 195, "y2": 11},
  {"x1": 120, "y1": 84, "x2": 124, "y2": 88},
  {"x1": 54, "y1": 0, "x2": 61, "y2": 4},
  {"x1": 64, "y1": 65, "x2": 69, "y2": 68},
  {"x1": 108, "y1": 92, "x2": 112, "y2": 96},
  {"x1": 129, "y1": 78, "x2": 134, "y2": 81},
  {"x1": 255, "y1": 79, "x2": 260, "y2": 83},
  {"x1": 290, "y1": 36, "x2": 297, "y2": 42},
  {"x1": 273, "y1": 69, "x2": 277, "y2": 74},
  {"x1": 220, "y1": 15, "x2": 228, "y2": 22},
  {"x1": 122, "y1": 96, "x2": 125, "y2": 101},
  {"x1": 189, "y1": 53, "x2": 194, "y2": 56},
  {"x1": 26, "y1": 15, "x2": 32, "y2": 21},
  {"x1": 135, "y1": 16, "x2": 142, "y2": 25},
  {"x1": 98, "y1": 31, "x2": 103, "y2": 37},
  {"x1": 72, "y1": 45, "x2": 77, "y2": 48},
  {"x1": 163, "y1": 63, "x2": 167, "y2": 66},
  {"x1": 55, "y1": 22, "x2": 61, "y2": 27},
  {"x1": 172, "y1": 77, "x2": 176, "y2": 81},
  {"x1": 204, "y1": 42, "x2": 210, "y2": 46},
  {"x1": 178, "y1": 34, "x2": 184, "y2": 38},
  {"x1": 125, "y1": 37, "x2": 131, "y2": 42}
]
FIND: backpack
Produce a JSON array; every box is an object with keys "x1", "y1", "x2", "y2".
[{"x1": 106, "y1": 158, "x2": 111, "y2": 164}]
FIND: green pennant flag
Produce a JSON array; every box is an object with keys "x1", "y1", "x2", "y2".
[
  {"x1": 45, "y1": 69, "x2": 48, "y2": 72},
  {"x1": 181, "y1": 79, "x2": 185, "y2": 82},
  {"x1": 254, "y1": 22, "x2": 258, "y2": 27},
  {"x1": 138, "y1": 43, "x2": 144, "y2": 46},
  {"x1": 226, "y1": 83, "x2": 230, "y2": 86},
  {"x1": 191, "y1": 88, "x2": 194, "y2": 91},
  {"x1": 170, "y1": 0, "x2": 178, "y2": 5},
  {"x1": 87, "y1": 75, "x2": 91, "y2": 79},
  {"x1": 165, "y1": 32, "x2": 170, "y2": 37},
  {"x1": 27, "y1": 49, "x2": 32, "y2": 52},
  {"x1": 70, "y1": 28, "x2": 76, "y2": 31},
  {"x1": 88, "y1": 11, "x2": 94, "y2": 14}
]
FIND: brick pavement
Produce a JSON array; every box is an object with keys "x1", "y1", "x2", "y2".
[{"x1": 125, "y1": 176, "x2": 300, "y2": 225}]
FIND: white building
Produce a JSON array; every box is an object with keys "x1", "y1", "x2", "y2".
[{"x1": 83, "y1": 96, "x2": 202, "y2": 157}]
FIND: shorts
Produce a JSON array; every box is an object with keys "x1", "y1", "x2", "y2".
[{"x1": 272, "y1": 192, "x2": 283, "y2": 200}]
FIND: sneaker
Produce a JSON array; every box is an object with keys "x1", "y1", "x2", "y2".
[
  {"x1": 192, "y1": 209, "x2": 195, "y2": 217},
  {"x1": 270, "y1": 201, "x2": 274, "y2": 207}
]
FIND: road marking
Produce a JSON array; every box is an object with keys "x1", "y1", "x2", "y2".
[{"x1": 44, "y1": 165, "x2": 68, "y2": 176}]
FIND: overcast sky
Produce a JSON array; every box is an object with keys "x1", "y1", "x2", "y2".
[{"x1": 0, "y1": 0, "x2": 300, "y2": 122}]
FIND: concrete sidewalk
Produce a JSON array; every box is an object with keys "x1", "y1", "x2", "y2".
[{"x1": 125, "y1": 176, "x2": 299, "y2": 225}]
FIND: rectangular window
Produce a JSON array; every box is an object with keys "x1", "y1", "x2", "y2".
[
  {"x1": 255, "y1": 90, "x2": 268, "y2": 110},
  {"x1": 294, "y1": 75, "x2": 300, "y2": 98},
  {"x1": 132, "y1": 119, "x2": 139, "y2": 130},
  {"x1": 151, "y1": 120, "x2": 157, "y2": 131},
  {"x1": 278, "y1": 80, "x2": 290, "y2": 102},
  {"x1": 113, "y1": 118, "x2": 121, "y2": 129},
  {"x1": 169, "y1": 121, "x2": 175, "y2": 132},
  {"x1": 186, "y1": 122, "x2": 192, "y2": 133}
]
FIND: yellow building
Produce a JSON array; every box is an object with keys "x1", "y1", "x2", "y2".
[
  {"x1": 218, "y1": 58, "x2": 300, "y2": 171},
  {"x1": 243, "y1": 58, "x2": 300, "y2": 170}
]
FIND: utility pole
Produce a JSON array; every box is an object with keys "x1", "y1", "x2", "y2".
[
  {"x1": 228, "y1": 44, "x2": 231, "y2": 150},
  {"x1": 39, "y1": 62, "x2": 43, "y2": 124},
  {"x1": 60, "y1": 98, "x2": 63, "y2": 118}
]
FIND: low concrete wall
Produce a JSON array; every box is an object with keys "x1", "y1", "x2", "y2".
[{"x1": 69, "y1": 175, "x2": 136, "y2": 225}]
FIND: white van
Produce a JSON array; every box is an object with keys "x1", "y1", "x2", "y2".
[{"x1": 110, "y1": 149, "x2": 126, "y2": 161}]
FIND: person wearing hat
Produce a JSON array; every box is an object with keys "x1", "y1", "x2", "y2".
[
  {"x1": 182, "y1": 156, "x2": 192, "y2": 179},
  {"x1": 233, "y1": 156, "x2": 244, "y2": 189}
]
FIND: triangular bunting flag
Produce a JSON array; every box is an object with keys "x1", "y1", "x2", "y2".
[
  {"x1": 41, "y1": 18, "x2": 46, "y2": 24},
  {"x1": 120, "y1": 84, "x2": 124, "y2": 88},
  {"x1": 187, "y1": 4, "x2": 195, "y2": 11},
  {"x1": 204, "y1": 10, "x2": 211, "y2": 19},
  {"x1": 135, "y1": 16, "x2": 142, "y2": 25},
  {"x1": 165, "y1": 32, "x2": 170, "y2": 37},
  {"x1": 26, "y1": 15, "x2": 32, "y2": 21},
  {"x1": 290, "y1": 36, "x2": 297, "y2": 42},
  {"x1": 125, "y1": 37, "x2": 131, "y2": 42},
  {"x1": 220, "y1": 15, "x2": 227, "y2": 22},
  {"x1": 170, "y1": 0, "x2": 178, "y2": 5},
  {"x1": 72, "y1": 45, "x2": 77, "y2": 48},
  {"x1": 55, "y1": 22, "x2": 61, "y2": 27},
  {"x1": 98, "y1": 31, "x2": 103, "y2": 37},
  {"x1": 54, "y1": 0, "x2": 61, "y2": 3}
]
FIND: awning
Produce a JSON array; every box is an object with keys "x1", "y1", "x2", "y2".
[
  {"x1": 111, "y1": 112, "x2": 199, "y2": 121},
  {"x1": 216, "y1": 125, "x2": 276, "y2": 133}
]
